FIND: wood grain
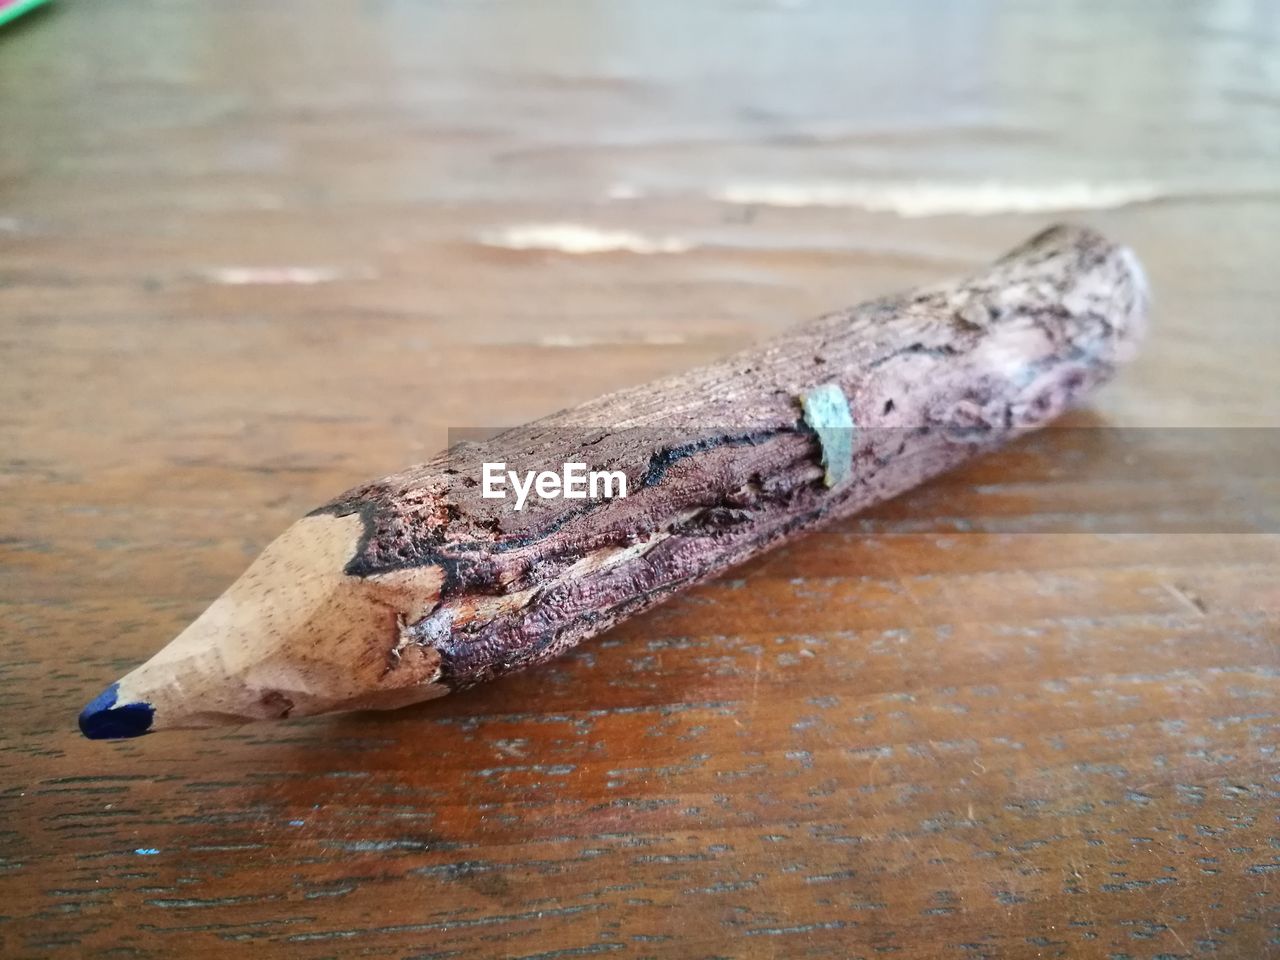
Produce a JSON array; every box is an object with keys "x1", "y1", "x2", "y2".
[{"x1": 1, "y1": 1, "x2": 1277, "y2": 957}]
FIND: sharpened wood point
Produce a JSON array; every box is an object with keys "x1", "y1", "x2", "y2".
[{"x1": 79, "y1": 513, "x2": 449, "y2": 736}]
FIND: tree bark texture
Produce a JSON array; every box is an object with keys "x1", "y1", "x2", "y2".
[{"x1": 315, "y1": 225, "x2": 1148, "y2": 693}]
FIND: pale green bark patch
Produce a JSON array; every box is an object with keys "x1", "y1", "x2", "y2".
[{"x1": 799, "y1": 383, "x2": 855, "y2": 488}]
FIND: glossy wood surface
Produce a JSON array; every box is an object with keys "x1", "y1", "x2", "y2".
[{"x1": 1, "y1": 1, "x2": 1277, "y2": 957}]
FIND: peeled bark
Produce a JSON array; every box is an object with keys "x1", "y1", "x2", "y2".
[{"x1": 316, "y1": 224, "x2": 1148, "y2": 694}]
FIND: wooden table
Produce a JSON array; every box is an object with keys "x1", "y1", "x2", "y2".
[{"x1": 2, "y1": 2, "x2": 1277, "y2": 957}]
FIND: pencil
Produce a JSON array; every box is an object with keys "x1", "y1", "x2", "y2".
[{"x1": 79, "y1": 224, "x2": 1148, "y2": 739}]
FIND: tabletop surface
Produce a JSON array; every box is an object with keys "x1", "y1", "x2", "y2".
[{"x1": 2, "y1": 1, "x2": 1278, "y2": 957}]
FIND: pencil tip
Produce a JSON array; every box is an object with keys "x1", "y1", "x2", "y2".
[{"x1": 79, "y1": 682, "x2": 154, "y2": 740}]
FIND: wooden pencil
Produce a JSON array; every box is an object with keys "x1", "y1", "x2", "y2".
[{"x1": 79, "y1": 224, "x2": 1148, "y2": 739}]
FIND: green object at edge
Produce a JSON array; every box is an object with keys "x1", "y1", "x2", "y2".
[{"x1": 0, "y1": 0, "x2": 50, "y2": 28}]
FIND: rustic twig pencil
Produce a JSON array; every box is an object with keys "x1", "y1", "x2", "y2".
[{"x1": 79, "y1": 224, "x2": 1148, "y2": 739}]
